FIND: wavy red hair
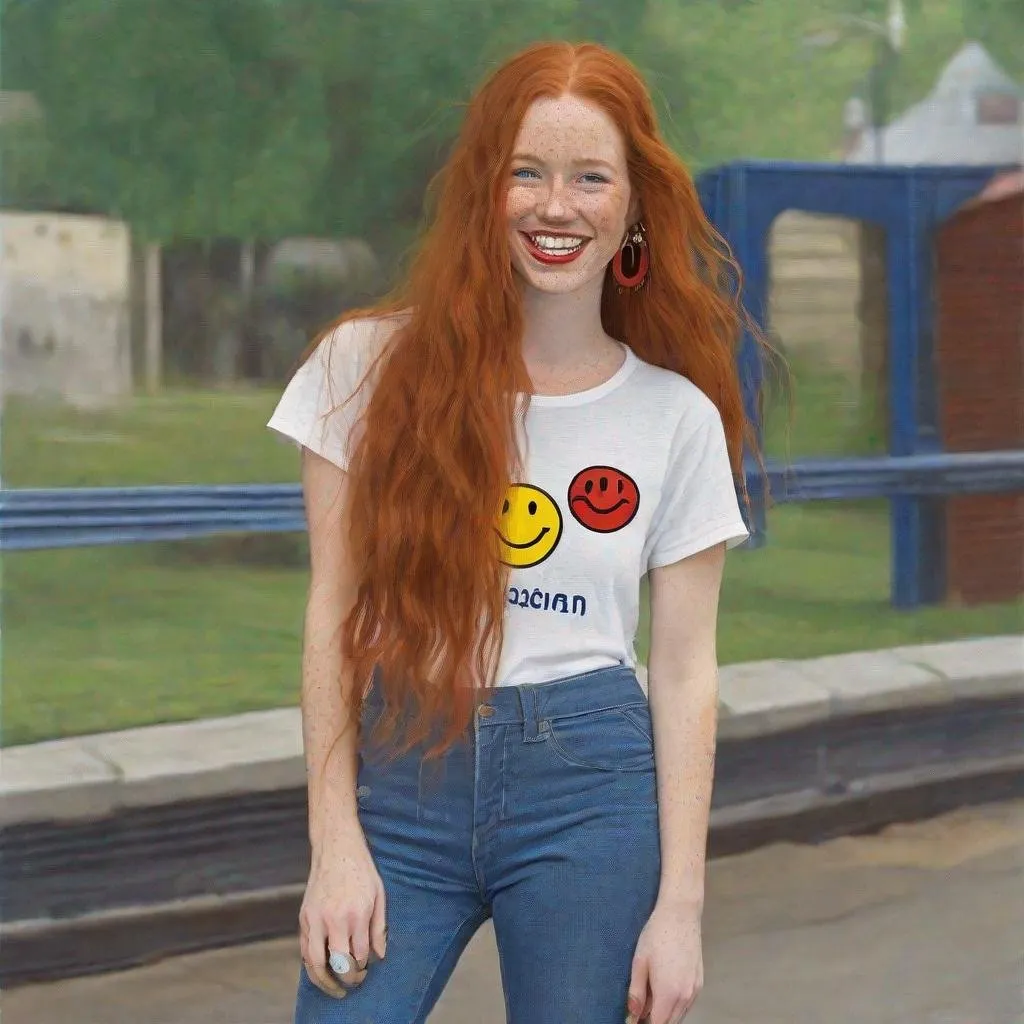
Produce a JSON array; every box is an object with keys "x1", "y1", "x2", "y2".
[{"x1": 301, "y1": 41, "x2": 762, "y2": 759}]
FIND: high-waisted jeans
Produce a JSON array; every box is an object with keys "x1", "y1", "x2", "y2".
[{"x1": 294, "y1": 663, "x2": 662, "y2": 1023}]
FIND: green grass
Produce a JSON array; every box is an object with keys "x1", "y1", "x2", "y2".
[
  {"x1": 2, "y1": 545, "x2": 307, "y2": 744},
  {"x1": 2, "y1": 361, "x2": 1020, "y2": 747},
  {"x1": 3, "y1": 389, "x2": 294, "y2": 486}
]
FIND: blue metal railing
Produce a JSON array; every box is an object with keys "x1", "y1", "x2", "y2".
[
  {"x1": 4, "y1": 452, "x2": 1023, "y2": 611},
  {"x1": 0, "y1": 484, "x2": 304, "y2": 549}
]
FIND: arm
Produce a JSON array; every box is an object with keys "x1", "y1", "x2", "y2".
[
  {"x1": 628, "y1": 393, "x2": 744, "y2": 1023},
  {"x1": 300, "y1": 446, "x2": 363, "y2": 854},
  {"x1": 297, "y1": 447, "x2": 388, "y2": 991},
  {"x1": 627, "y1": 542, "x2": 725, "y2": 1022},
  {"x1": 646, "y1": 540, "x2": 726, "y2": 912}
]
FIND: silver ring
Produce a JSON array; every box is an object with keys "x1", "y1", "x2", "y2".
[{"x1": 328, "y1": 949, "x2": 353, "y2": 976}]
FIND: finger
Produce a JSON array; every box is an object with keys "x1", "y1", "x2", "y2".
[
  {"x1": 327, "y1": 936, "x2": 370, "y2": 989},
  {"x1": 305, "y1": 947, "x2": 348, "y2": 999},
  {"x1": 655, "y1": 991, "x2": 696, "y2": 1024},
  {"x1": 626, "y1": 958, "x2": 648, "y2": 1023},
  {"x1": 370, "y1": 891, "x2": 388, "y2": 961},
  {"x1": 321, "y1": 933, "x2": 362, "y2": 995},
  {"x1": 669, "y1": 997, "x2": 691, "y2": 1024},
  {"x1": 308, "y1": 961, "x2": 348, "y2": 998},
  {"x1": 299, "y1": 912, "x2": 323, "y2": 967},
  {"x1": 337, "y1": 963, "x2": 369, "y2": 989},
  {"x1": 300, "y1": 920, "x2": 347, "y2": 998},
  {"x1": 646, "y1": 992, "x2": 678, "y2": 1024},
  {"x1": 678, "y1": 987, "x2": 700, "y2": 1020},
  {"x1": 348, "y1": 912, "x2": 372, "y2": 969},
  {"x1": 674, "y1": 980, "x2": 702, "y2": 1021}
]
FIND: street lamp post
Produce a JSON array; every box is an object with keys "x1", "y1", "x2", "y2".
[{"x1": 804, "y1": 0, "x2": 908, "y2": 164}]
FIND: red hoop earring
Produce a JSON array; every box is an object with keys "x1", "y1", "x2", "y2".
[{"x1": 612, "y1": 222, "x2": 650, "y2": 292}]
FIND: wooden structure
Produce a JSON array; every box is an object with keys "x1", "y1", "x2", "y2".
[{"x1": 935, "y1": 171, "x2": 1024, "y2": 604}]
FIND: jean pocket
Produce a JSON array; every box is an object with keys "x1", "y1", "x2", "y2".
[{"x1": 545, "y1": 703, "x2": 654, "y2": 773}]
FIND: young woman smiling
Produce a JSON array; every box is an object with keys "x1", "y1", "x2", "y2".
[{"x1": 268, "y1": 39, "x2": 758, "y2": 1024}]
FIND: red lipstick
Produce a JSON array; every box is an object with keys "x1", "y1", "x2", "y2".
[{"x1": 520, "y1": 232, "x2": 589, "y2": 265}]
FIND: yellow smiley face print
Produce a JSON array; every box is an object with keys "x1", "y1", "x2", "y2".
[{"x1": 496, "y1": 484, "x2": 563, "y2": 568}]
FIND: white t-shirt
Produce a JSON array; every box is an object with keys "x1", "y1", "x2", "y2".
[{"x1": 267, "y1": 317, "x2": 749, "y2": 688}]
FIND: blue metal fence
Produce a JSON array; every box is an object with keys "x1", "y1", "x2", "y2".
[{"x1": 5, "y1": 454, "x2": 1024, "y2": 600}]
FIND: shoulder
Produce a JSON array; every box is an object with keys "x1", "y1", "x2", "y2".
[
  {"x1": 319, "y1": 309, "x2": 410, "y2": 360},
  {"x1": 628, "y1": 356, "x2": 724, "y2": 438},
  {"x1": 312, "y1": 309, "x2": 412, "y2": 385}
]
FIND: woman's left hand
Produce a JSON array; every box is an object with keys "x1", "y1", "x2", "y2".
[{"x1": 625, "y1": 898, "x2": 704, "y2": 1024}]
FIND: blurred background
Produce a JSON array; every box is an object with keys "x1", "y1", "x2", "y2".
[
  {"x1": 1, "y1": 1, "x2": 1022, "y2": 1021},
  {"x1": 2, "y1": 0, "x2": 1021, "y2": 745}
]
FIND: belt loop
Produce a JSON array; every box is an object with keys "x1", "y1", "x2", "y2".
[{"x1": 516, "y1": 685, "x2": 547, "y2": 743}]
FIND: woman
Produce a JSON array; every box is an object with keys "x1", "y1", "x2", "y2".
[{"x1": 268, "y1": 39, "x2": 757, "y2": 1024}]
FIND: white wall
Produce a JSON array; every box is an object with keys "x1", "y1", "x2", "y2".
[{"x1": 1, "y1": 212, "x2": 133, "y2": 408}]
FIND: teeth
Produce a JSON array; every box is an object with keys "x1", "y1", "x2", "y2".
[{"x1": 530, "y1": 234, "x2": 585, "y2": 252}]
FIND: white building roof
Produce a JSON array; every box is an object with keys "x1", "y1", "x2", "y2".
[{"x1": 846, "y1": 42, "x2": 1023, "y2": 166}]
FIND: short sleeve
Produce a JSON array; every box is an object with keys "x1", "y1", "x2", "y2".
[
  {"x1": 266, "y1": 318, "x2": 387, "y2": 471},
  {"x1": 645, "y1": 394, "x2": 749, "y2": 571}
]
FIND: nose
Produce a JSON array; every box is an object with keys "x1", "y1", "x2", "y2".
[{"x1": 535, "y1": 176, "x2": 574, "y2": 222}]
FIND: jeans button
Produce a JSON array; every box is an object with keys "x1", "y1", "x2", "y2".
[{"x1": 477, "y1": 704, "x2": 495, "y2": 718}]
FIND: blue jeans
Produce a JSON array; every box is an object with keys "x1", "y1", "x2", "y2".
[{"x1": 294, "y1": 664, "x2": 661, "y2": 1023}]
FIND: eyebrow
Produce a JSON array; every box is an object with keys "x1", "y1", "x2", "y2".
[{"x1": 511, "y1": 152, "x2": 619, "y2": 173}]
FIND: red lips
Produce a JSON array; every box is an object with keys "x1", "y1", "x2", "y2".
[{"x1": 520, "y1": 232, "x2": 589, "y2": 265}]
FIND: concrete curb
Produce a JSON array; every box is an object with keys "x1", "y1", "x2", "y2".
[
  {"x1": 1, "y1": 636, "x2": 1021, "y2": 986},
  {"x1": 3, "y1": 753, "x2": 1022, "y2": 988},
  {"x1": 3, "y1": 635, "x2": 1020, "y2": 828}
]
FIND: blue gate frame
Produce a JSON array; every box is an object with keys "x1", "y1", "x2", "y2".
[{"x1": 697, "y1": 160, "x2": 1016, "y2": 608}]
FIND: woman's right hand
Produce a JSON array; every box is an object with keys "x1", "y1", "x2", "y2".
[{"x1": 299, "y1": 830, "x2": 388, "y2": 998}]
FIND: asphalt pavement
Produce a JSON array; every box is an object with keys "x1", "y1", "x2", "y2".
[{"x1": 6, "y1": 800, "x2": 1022, "y2": 1024}]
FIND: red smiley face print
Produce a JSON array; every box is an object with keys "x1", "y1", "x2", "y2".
[{"x1": 567, "y1": 465, "x2": 640, "y2": 533}]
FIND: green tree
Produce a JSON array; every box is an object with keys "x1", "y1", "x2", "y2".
[
  {"x1": 286, "y1": 0, "x2": 684, "y2": 257},
  {"x1": 282, "y1": 0, "x2": 580, "y2": 256},
  {"x1": 963, "y1": 0, "x2": 1024, "y2": 76},
  {"x1": 16, "y1": 0, "x2": 1016, "y2": 249},
  {"x1": 3, "y1": 0, "x2": 689, "y2": 247},
  {"x1": 4, "y1": 0, "x2": 328, "y2": 239},
  {"x1": 1, "y1": 0, "x2": 61, "y2": 92}
]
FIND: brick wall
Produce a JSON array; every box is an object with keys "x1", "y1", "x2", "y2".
[{"x1": 935, "y1": 190, "x2": 1024, "y2": 605}]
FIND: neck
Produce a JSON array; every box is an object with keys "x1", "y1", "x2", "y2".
[{"x1": 518, "y1": 273, "x2": 611, "y2": 367}]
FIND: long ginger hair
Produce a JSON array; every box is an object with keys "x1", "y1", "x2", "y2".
[{"x1": 302, "y1": 41, "x2": 761, "y2": 760}]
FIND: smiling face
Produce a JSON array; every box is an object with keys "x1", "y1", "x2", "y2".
[
  {"x1": 506, "y1": 94, "x2": 637, "y2": 297},
  {"x1": 496, "y1": 484, "x2": 563, "y2": 568},
  {"x1": 567, "y1": 466, "x2": 640, "y2": 533}
]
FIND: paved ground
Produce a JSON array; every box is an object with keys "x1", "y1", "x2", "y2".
[{"x1": 5, "y1": 801, "x2": 1022, "y2": 1024}]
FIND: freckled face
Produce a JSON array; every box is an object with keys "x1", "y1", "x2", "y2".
[{"x1": 506, "y1": 94, "x2": 637, "y2": 297}]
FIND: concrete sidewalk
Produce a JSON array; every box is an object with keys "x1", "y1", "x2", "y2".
[{"x1": 1, "y1": 635, "x2": 1021, "y2": 987}]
